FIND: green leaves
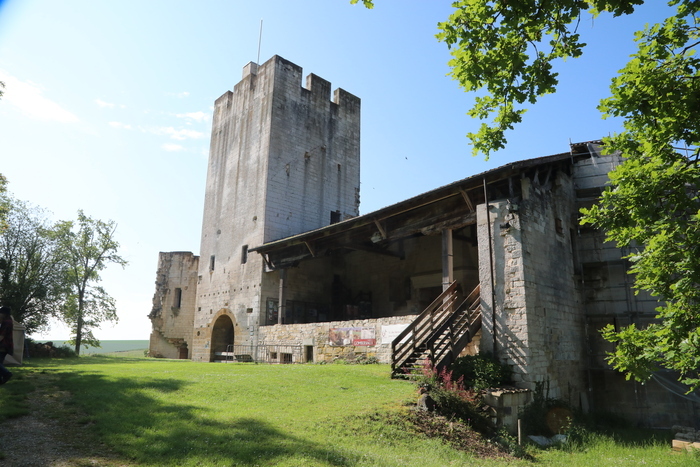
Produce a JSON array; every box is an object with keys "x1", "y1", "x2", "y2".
[
  {"x1": 54, "y1": 210, "x2": 126, "y2": 354},
  {"x1": 349, "y1": 0, "x2": 374, "y2": 8},
  {"x1": 581, "y1": 3, "x2": 700, "y2": 390},
  {"x1": 435, "y1": 0, "x2": 610, "y2": 157}
]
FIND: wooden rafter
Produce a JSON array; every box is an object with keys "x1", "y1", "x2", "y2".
[{"x1": 459, "y1": 189, "x2": 475, "y2": 212}]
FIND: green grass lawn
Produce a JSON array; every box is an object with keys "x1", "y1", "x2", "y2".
[{"x1": 1, "y1": 357, "x2": 698, "y2": 466}]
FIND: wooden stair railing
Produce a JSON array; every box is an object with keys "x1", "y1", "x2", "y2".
[{"x1": 391, "y1": 282, "x2": 481, "y2": 378}]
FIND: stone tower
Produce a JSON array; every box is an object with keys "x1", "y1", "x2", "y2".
[{"x1": 190, "y1": 56, "x2": 361, "y2": 361}]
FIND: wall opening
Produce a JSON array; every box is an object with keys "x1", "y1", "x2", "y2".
[
  {"x1": 173, "y1": 287, "x2": 182, "y2": 309},
  {"x1": 305, "y1": 345, "x2": 314, "y2": 362},
  {"x1": 179, "y1": 343, "x2": 188, "y2": 360},
  {"x1": 210, "y1": 314, "x2": 234, "y2": 362},
  {"x1": 330, "y1": 210, "x2": 341, "y2": 224}
]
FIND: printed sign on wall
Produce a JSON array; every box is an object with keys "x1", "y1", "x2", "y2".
[{"x1": 329, "y1": 327, "x2": 376, "y2": 346}]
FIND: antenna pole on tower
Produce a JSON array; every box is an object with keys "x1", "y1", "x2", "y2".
[{"x1": 257, "y1": 19, "x2": 263, "y2": 65}]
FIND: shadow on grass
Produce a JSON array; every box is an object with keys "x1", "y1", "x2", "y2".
[
  {"x1": 0, "y1": 372, "x2": 33, "y2": 420},
  {"x1": 46, "y1": 361, "x2": 357, "y2": 466}
]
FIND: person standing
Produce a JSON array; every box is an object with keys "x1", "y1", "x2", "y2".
[{"x1": 0, "y1": 305, "x2": 14, "y2": 384}]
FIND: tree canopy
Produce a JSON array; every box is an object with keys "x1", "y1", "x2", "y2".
[
  {"x1": 354, "y1": 1, "x2": 700, "y2": 390},
  {"x1": 53, "y1": 211, "x2": 127, "y2": 354},
  {"x1": 0, "y1": 198, "x2": 67, "y2": 333}
]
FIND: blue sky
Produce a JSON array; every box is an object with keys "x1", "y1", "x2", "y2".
[{"x1": 0, "y1": 1, "x2": 673, "y2": 340}]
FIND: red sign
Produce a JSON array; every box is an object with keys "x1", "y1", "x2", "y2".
[{"x1": 352, "y1": 339, "x2": 376, "y2": 346}]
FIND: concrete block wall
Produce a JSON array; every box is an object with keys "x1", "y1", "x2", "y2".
[
  {"x1": 149, "y1": 252, "x2": 199, "y2": 359},
  {"x1": 569, "y1": 153, "x2": 699, "y2": 425}
]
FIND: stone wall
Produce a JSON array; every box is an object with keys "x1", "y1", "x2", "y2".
[
  {"x1": 149, "y1": 251, "x2": 199, "y2": 359},
  {"x1": 191, "y1": 56, "x2": 361, "y2": 360},
  {"x1": 258, "y1": 315, "x2": 418, "y2": 363},
  {"x1": 478, "y1": 169, "x2": 586, "y2": 406},
  {"x1": 518, "y1": 171, "x2": 585, "y2": 403}
]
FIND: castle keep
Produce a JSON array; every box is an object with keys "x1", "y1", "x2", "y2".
[{"x1": 150, "y1": 56, "x2": 699, "y2": 428}]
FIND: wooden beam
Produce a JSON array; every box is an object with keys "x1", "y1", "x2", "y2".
[
  {"x1": 373, "y1": 219, "x2": 387, "y2": 240},
  {"x1": 543, "y1": 165, "x2": 553, "y2": 186},
  {"x1": 459, "y1": 189, "x2": 474, "y2": 211},
  {"x1": 304, "y1": 241, "x2": 316, "y2": 257},
  {"x1": 345, "y1": 243, "x2": 403, "y2": 259}
]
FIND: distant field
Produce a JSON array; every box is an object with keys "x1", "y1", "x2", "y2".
[{"x1": 37, "y1": 340, "x2": 149, "y2": 355}]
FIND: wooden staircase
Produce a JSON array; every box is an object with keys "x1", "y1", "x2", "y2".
[{"x1": 391, "y1": 282, "x2": 482, "y2": 378}]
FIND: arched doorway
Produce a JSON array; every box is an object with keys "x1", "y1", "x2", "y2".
[{"x1": 210, "y1": 314, "x2": 235, "y2": 362}]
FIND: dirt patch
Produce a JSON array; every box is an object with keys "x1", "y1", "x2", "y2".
[
  {"x1": 0, "y1": 371, "x2": 132, "y2": 467},
  {"x1": 404, "y1": 410, "x2": 520, "y2": 460}
]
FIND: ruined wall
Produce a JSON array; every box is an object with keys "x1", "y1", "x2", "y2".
[
  {"x1": 478, "y1": 170, "x2": 586, "y2": 406},
  {"x1": 258, "y1": 315, "x2": 418, "y2": 363},
  {"x1": 149, "y1": 252, "x2": 199, "y2": 359},
  {"x1": 191, "y1": 56, "x2": 360, "y2": 361}
]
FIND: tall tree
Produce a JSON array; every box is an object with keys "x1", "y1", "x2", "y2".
[
  {"x1": 0, "y1": 198, "x2": 66, "y2": 333},
  {"x1": 54, "y1": 211, "x2": 126, "y2": 354},
  {"x1": 354, "y1": 1, "x2": 700, "y2": 390},
  {"x1": 0, "y1": 174, "x2": 8, "y2": 234},
  {"x1": 0, "y1": 85, "x2": 6, "y2": 234}
]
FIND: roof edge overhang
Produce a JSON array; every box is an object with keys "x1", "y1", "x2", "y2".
[{"x1": 250, "y1": 145, "x2": 601, "y2": 265}]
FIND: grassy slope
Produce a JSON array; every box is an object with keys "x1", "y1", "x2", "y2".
[
  {"x1": 2, "y1": 358, "x2": 697, "y2": 466},
  {"x1": 33, "y1": 358, "x2": 508, "y2": 466}
]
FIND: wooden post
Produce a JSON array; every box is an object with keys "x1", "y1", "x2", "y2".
[
  {"x1": 278, "y1": 269, "x2": 287, "y2": 325},
  {"x1": 442, "y1": 228, "x2": 454, "y2": 292}
]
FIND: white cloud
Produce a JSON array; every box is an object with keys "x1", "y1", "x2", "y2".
[
  {"x1": 95, "y1": 99, "x2": 115, "y2": 108},
  {"x1": 109, "y1": 121, "x2": 132, "y2": 130},
  {"x1": 0, "y1": 69, "x2": 78, "y2": 123},
  {"x1": 176, "y1": 111, "x2": 208, "y2": 123},
  {"x1": 149, "y1": 126, "x2": 205, "y2": 140},
  {"x1": 162, "y1": 143, "x2": 185, "y2": 152},
  {"x1": 95, "y1": 99, "x2": 125, "y2": 109}
]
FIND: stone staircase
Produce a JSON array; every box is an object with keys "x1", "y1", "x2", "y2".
[{"x1": 391, "y1": 282, "x2": 482, "y2": 378}]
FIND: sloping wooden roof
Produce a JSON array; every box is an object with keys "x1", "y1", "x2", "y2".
[{"x1": 251, "y1": 148, "x2": 595, "y2": 269}]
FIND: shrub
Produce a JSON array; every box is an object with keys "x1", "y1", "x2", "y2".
[
  {"x1": 416, "y1": 361, "x2": 492, "y2": 433},
  {"x1": 25, "y1": 339, "x2": 77, "y2": 359},
  {"x1": 450, "y1": 353, "x2": 512, "y2": 390}
]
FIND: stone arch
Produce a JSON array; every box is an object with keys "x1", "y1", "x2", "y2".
[{"x1": 209, "y1": 312, "x2": 236, "y2": 362}]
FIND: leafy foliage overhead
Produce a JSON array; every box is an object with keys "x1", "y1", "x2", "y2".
[
  {"x1": 581, "y1": 4, "x2": 700, "y2": 390},
  {"x1": 354, "y1": 0, "x2": 700, "y2": 391}
]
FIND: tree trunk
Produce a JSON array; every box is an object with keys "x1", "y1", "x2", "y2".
[{"x1": 74, "y1": 295, "x2": 84, "y2": 355}]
